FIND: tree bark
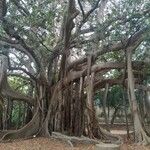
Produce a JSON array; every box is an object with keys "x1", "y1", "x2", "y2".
[
  {"x1": 102, "y1": 83, "x2": 110, "y2": 131},
  {"x1": 127, "y1": 48, "x2": 150, "y2": 144}
]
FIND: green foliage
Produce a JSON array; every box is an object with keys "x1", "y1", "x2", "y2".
[
  {"x1": 8, "y1": 77, "x2": 30, "y2": 127},
  {"x1": 8, "y1": 76, "x2": 30, "y2": 95},
  {"x1": 108, "y1": 85, "x2": 123, "y2": 108},
  {"x1": 0, "y1": 0, "x2": 149, "y2": 130},
  {"x1": 94, "y1": 85, "x2": 124, "y2": 108},
  {"x1": 11, "y1": 101, "x2": 25, "y2": 128},
  {"x1": 94, "y1": 91, "x2": 103, "y2": 106}
]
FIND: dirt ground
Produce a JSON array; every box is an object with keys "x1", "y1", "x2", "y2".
[{"x1": 0, "y1": 137, "x2": 150, "y2": 150}]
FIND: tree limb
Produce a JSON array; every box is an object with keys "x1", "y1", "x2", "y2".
[
  {"x1": 68, "y1": 26, "x2": 150, "y2": 71},
  {"x1": 9, "y1": 67, "x2": 36, "y2": 81},
  {"x1": 77, "y1": 0, "x2": 85, "y2": 17},
  {"x1": 2, "y1": 87, "x2": 34, "y2": 106},
  {"x1": 0, "y1": 0, "x2": 7, "y2": 20},
  {"x1": 10, "y1": 0, "x2": 30, "y2": 16}
]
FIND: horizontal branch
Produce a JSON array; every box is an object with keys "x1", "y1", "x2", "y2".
[
  {"x1": 63, "y1": 61, "x2": 146, "y2": 86},
  {"x1": 9, "y1": 67, "x2": 36, "y2": 81},
  {"x1": 68, "y1": 26, "x2": 150, "y2": 71},
  {"x1": 95, "y1": 81, "x2": 150, "y2": 93},
  {"x1": 2, "y1": 19, "x2": 41, "y2": 70},
  {"x1": 94, "y1": 78, "x2": 142, "y2": 90},
  {"x1": 0, "y1": 39, "x2": 36, "y2": 64},
  {"x1": 80, "y1": 0, "x2": 101, "y2": 25},
  {"x1": 2, "y1": 86, "x2": 34, "y2": 106},
  {"x1": 8, "y1": 73, "x2": 33, "y2": 82},
  {"x1": 11, "y1": 0, "x2": 30, "y2": 16}
]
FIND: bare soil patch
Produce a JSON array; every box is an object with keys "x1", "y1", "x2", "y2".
[{"x1": 0, "y1": 137, "x2": 149, "y2": 150}]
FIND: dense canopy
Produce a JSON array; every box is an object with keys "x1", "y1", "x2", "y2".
[{"x1": 0, "y1": 0, "x2": 150, "y2": 145}]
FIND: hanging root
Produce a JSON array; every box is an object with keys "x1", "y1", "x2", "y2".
[
  {"x1": 85, "y1": 102, "x2": 122, "y2": 144},
  {"x1": 99, "y1": 126, "x2": 123, "y2": 144},
  {"x1": 38, "y1": 84, "x2": 61, "y2": 137},
  {"x1": 140, "y1": 128, "x2": 150, "y2": 145},
  {"x1": 51, "y1": 132, "x2": 101, "y2": 147},
  {"x1": 0, "y1": 107, "x2": 40, "y2": 141}
]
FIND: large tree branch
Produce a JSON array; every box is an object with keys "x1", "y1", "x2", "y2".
[
  {"x1": 47, "y1": 9, "x2": 150, "y2": 68},
  {"x1": 94, "y1": 78, "x2": 148, "y2": 91},
  {"x1": 63, "y1": 61, "x2": 146, "y2": 86},
  {"x1": 77, "y1": 0, "x2": 101, "y2": 31},
  {"x1": 8, "y1": 73, "x2": 32, "y2": 82},
  {"x1": 82, "y1": 0, "x2": 101, "y2": 24},
  {"x1": 77, "y1": 0, "x2": 85, "y2": 17},
  {"x1": 0, "y1": 55, "x2": 34, "y2": 105},
  {"x1": 65, "y1": 62, "x2": 124, "y2": 85},
  {"x1": 0, "y1": 0, "x2": 7, "y2": 20},
  {"x1": 0, "y1": 39, "x2": 37, "y2": 67},
  {"x1": 11, "y1": 0, "x2": 30, "y2": 16},
  {"x1": 2, "y1": 87, "x2": 34, "y2": 106},
  {"x1": 68, "y1": 26, "x2": 150, "y2": 71},
  {"x1": 60, "y1": 0, "x2": 79, "y2": 77},
  {"x1": 2, "y1": 19, "x2": 41, "y2": 70},
  {"x1": 9, "y1": 67, "x2": 36, "y2": 81}
]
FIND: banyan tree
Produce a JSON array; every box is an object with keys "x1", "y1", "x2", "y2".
[{"x1": 0, "y1": 0, "x2": 150, "y2": 145}]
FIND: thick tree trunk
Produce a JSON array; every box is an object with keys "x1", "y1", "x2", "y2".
[
  {"x1": 102, "y1": 83, "x2": 110, "y2": 131},
  {"x1": 73, "y1": 80, "x2": 84, "y2": 136},
  {"x1": 127, "y1": 49, "x2": 150, "y2": 145},
  {"x1": 122, "y1": 89, "x2": 130, "y2": 139}
]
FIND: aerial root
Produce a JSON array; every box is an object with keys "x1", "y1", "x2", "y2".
[
  {"x1": 0, "y1": 108, "x2": 40, "y2": 141},
  {"x1": 51, "y1": 132, "x2": 102, "y2": 147}
]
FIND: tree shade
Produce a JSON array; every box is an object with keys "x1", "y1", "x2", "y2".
[{"x1": 0, "y1": 0, "x2": 150, "y2": 145}]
